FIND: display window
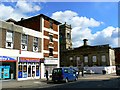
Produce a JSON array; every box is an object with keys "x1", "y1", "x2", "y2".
[
  {"x1": 18, "y1": 65, "x2": 22, "y2": 78},
  {"x1": 36, "y1": 65, "x2": 39, "y2": 76},
  {"x1": 28, "y1": 65, "x2": 31, "y2": 77},
  {"x1": 23, "y1": 65, "x2": 27, "y2": 78}
]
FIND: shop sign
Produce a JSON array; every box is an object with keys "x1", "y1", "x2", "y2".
[
  {"x1": 44, "y1": 58, "x2": 58, "y2": 65},
  {"x1": 20, "y1": 57, "x2": 40, "y2": 62},
  {"x1": 0, "y1": 56, "x2": 16, "y2": 62}
]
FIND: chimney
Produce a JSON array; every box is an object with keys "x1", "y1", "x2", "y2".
[
  {"x1": 21, "y1": 18, "x2": 24, "y2": 21},
  {"x1": 83, "y1": 39, "x2": 88, "y2": 46}
]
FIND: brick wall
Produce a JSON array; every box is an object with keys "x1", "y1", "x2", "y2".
[{"x1": 14, "y1": 32, "x2": 21, "y2": 49}]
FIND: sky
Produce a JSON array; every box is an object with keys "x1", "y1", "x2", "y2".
[{"x1": 0, "y1": 1, "x2": 119, "y2": 48}]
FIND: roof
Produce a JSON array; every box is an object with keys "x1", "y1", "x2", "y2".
[{"x1": 16, "y1": 14, "x2": 61, "y2": 25}]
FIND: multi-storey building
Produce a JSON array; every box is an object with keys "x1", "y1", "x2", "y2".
[
  {"x1": 0, "y1": 20, "x2": 43, "y2": 80},
  {"x1": 59, "y1": 23, "x2": 116, "y2": 74},
  {"x1": 15, "y1": 14, "x2": 61, "y2": 78},
  {"x1": 0, "y1": 14, "x2": 61, "y2": 81}
]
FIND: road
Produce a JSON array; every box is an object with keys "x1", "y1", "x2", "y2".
[{"x1": 1, "y1": 73, "x2": 120, "y2": 89}]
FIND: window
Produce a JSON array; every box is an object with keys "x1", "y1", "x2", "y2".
[
  {"x1": 50, "y1": 20, "x2": 53, "y2": 29},
  {"x1": 67, "y1": 33, "x2": 71, "y2": 40},
  {"x1": 21, "y1": 34, "x2": 28, "y2": 50},
  {"x1": 101, "y1": 55, "x2": 106, "y2": 62},
  {"x1": 49, "y1": 48, "x2": 53, "y2": 56},
  {"x1": 49, "y1": 35, "x2": 53, "y2": 42},
  {"x1": 92, "y1": 56, "x2": 97, "y2": 62},
  {"x1": 84, "y1": 56, "x2": 88, "y2": 62},
  {"x1": 6, "y1": 31, "x2": 13, "y2": 48},
  {"x1": 33, "y1": 37, "x2": 38, "y2": 51}
]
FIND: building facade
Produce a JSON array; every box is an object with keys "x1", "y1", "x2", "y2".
[
  {"x1": 0, "y1": 20, "x2": 43, "y2": 80},
  {"x1": 0, "y1": 14, "x2": 61, "y2": 80},
  {"x1": 16, "y1": 14, "x2": 61, "y2": 78},
  {"x1": 60, "y1": 39, "x2": 116, "y2": 74}
]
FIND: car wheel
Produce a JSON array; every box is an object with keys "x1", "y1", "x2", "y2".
[{"x1": 65, "y1": 78, "x2": 68, "y2": 83}]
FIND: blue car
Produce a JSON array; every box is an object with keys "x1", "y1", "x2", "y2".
[{"x1": 52, "y1": 67, "x2": 78, "y2": 83}]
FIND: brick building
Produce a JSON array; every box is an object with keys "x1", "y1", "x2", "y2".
[
  {"x1": 59, "y1": 24, "x2": 116, "y2": 74},
  {"x1": 0, "y1": 14, "x2": 61, "y2": 80},
  {"x1": 15, "y1": 14, "x2": 61, "y2": 78}
]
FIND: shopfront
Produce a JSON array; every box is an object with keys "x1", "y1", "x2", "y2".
[
  {"x1": 44, "y1": 58, "x2": 58, "y2": 76},
  {"x1": 18, "y1": 57, "x2": 40, "y2": 80},
  {"x1": 0, "y1": 56, "x2": 17, "y2": 80}
]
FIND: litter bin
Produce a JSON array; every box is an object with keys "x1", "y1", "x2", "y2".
[{"x1": 102, "y1": 70, "x2": 106, "y2": 75}]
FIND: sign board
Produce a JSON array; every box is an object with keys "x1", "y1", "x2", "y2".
[
  {"x1": 20, "y1": 57, "x2": 40, "y2": 62},
  {"x1": 0, "y1": 56, "x2": 16, "y2": 62},
  {"x1": 44, "y1": 60, "x2": 58, "y2": 64}
]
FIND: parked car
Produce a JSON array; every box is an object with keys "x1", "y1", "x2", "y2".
[{"x1": 52, "y1": 67, "x2": 78, "y2": 83}]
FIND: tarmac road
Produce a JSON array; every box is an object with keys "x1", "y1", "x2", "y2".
[{"x1": 1, "y1": 73, "x2": 120, "y2": 89}]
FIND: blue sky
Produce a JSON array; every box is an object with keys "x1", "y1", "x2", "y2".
[{"x1": 0, "y1": 1, "x2": 119, "y2": 48}]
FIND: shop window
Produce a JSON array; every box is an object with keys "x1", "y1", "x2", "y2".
[
  {"x1": 36, "y1": 65, "x2": 39, "y2": 76},
  {"x1": 33, "y1": 37, "x2": 38, "y2": 52},
  {"x1": 28, "y1": 65, "x2": 31, "y2": 77},
  {"x1": 6, "y1": 31, "x2": 13, "y2": 49},
  {"x1": 23, "y1": 65, "x2": 27, "y2": 78},
  {"x1": 18, "y1": 65, "x2": 22, "y2": 78}
]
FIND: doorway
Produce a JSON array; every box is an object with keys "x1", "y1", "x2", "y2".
[{"x1": 32, "y1": 65, "x2": 35, "y2": 78}]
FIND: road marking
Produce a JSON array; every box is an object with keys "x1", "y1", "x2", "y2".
[{"x1": 34, "y1": 81, "x2": 42, "y2": 84}]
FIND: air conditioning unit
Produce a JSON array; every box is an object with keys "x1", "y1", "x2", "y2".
[
  {"x1": 21, "y1": 44, "x2": 27, "y2": 50},
  {"x1": 6, "y1": 42, "x2": 13, "y2": 48},
  {"x1": 33, "y1": 46, "x2": 38, "y2": 52}
]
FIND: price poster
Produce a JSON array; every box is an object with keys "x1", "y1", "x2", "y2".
[{"x1": 3, "y1": 66, "x2": 10, "y2": 79}]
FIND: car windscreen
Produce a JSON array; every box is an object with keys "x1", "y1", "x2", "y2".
[{"x1": 52, "y1": 68, "x2": 62, "y2": 75}]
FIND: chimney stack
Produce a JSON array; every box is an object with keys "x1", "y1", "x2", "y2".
[{"x1": 83, "y1": 39, "x2": 88, "y2": 46}]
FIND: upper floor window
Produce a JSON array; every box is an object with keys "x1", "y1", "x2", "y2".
[
  {"x1": 49, "y1": 35, "x2": 53, "y2": 42},
  {"x1": 101, "y1": 55, "x2": 106, "y2": 62},
  {"x1": 6, "y1": 31, "x2": 13, "y2": 48},
  {"x1": 50, "y1": 20, "x2": 53, "y2": 29},
  {"x1": 33, "y1": 37, "x2": 38, "y2": 52},
  {"x1": 92, "y1": 56, "x2": 97, "y2": 62},
  {"x1": 49, "y1": 48, "x2": 53, "y2": 56},
  {"x1": 84, "y1": 56, "x2": 88, "y2": 63},
  {"x1": 67, "y1": 33, "x2": 71, "y2": 40},
  {"x1": 21, "y1": 34, "x2": 28, "y2": 50}
]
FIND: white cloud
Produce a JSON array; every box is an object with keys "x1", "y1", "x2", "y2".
[
  {"x1": 16, "y1": 0, "x2": 41, "y2": 13},
  {"x1": 51, "y1": 10, "x2": 118, "y2": 48},
  {"x1": 0, "y1": 1, "x2": 41, "y2": 21},
  {"x1": 0, "y1": 4, "x2": 14, "y2": 20},
  {"x1": 51, "y1": 10, "x2": 103, "y2": 28}
]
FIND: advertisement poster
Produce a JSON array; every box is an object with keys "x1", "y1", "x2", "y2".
[
  {"x1": 22, "y1": 72, "x2": 27, "y2": 78},
  {"x1": 36, "y1": 70, "x2": 39, "y2": 76},
  {"x1": 18, "y1": 71, "x2": 22, "y2": 78},
  {"x1": 3, "y1": 66, "x2": 10, "y2": 79}
]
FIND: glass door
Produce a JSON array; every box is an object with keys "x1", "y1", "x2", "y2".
[{"x1": 32, "y1": 65, "x2": 35, "y2": 78}]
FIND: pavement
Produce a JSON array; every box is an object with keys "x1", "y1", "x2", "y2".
[{"x1": 1, "y1": 73, "x2": 120, "y2": 89}]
